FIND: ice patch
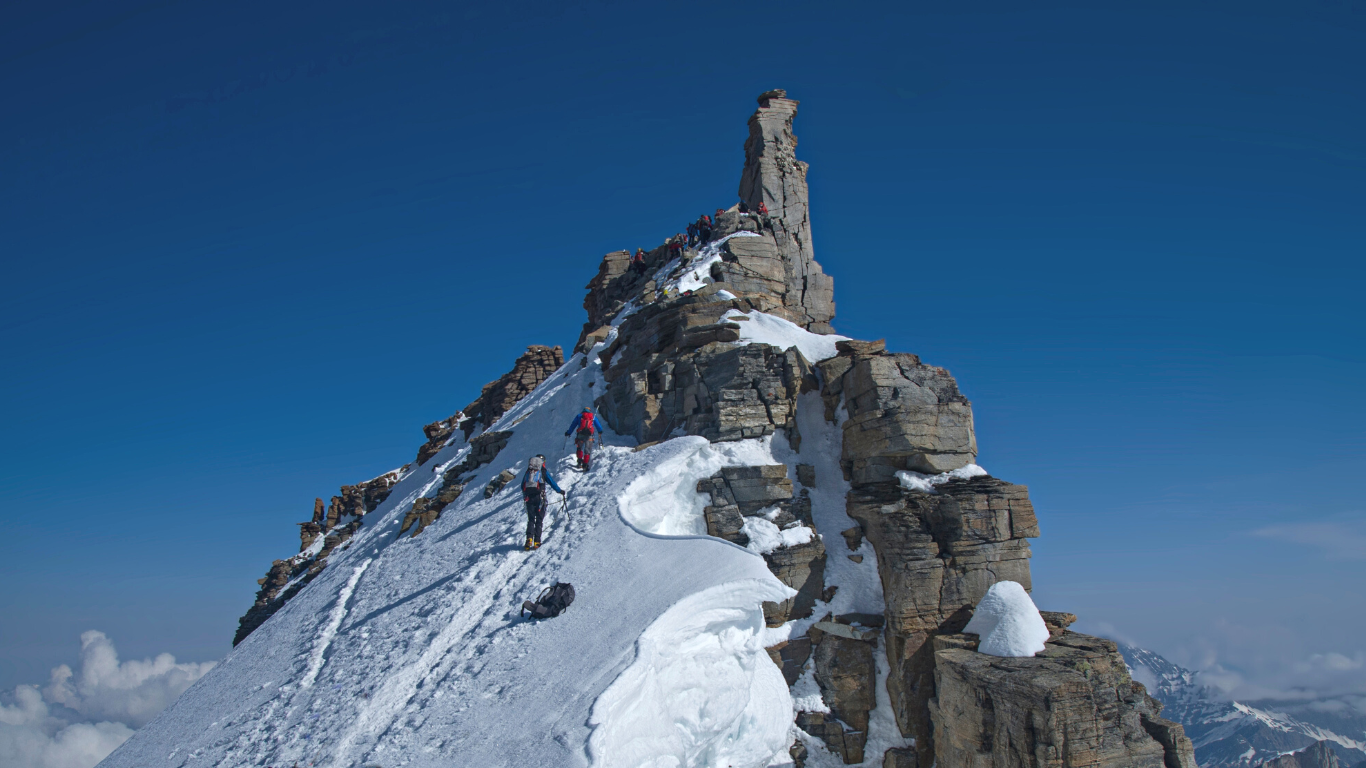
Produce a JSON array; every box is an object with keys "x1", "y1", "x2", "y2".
[
  {"x1": 741, "y1": 517, "x2": 816, "y2": 555},
  {"x1": 963, "y1": 581, "x2": 1050, "y2": 658},
  {"x1": 588, "y1": 579, "x2": 796, "y2": 768},
  {"x1": 895, "y1": 463, "x2": 989, "y2": 493},
  {"x1": 724, "y1": 309, "x2": 848, "y2": 363}
]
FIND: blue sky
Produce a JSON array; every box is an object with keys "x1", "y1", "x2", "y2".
[{"x1": 1, "y1": 0, "x2": 1362, "y2": 701}]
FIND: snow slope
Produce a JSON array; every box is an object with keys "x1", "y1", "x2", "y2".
[
  {"x1": 100, "y1": 296, "x2": 917, "y2": 768},
  {"x1": 100, "y1": 337, "x2": 797, "y2": 768}
]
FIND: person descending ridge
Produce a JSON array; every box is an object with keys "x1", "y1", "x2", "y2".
[
  {"x1": 521, "y1": 454, "x2": 563, "y2": 551},
  {"x1": 565, "y1": 407, "x2": 606, "y2": 470}
]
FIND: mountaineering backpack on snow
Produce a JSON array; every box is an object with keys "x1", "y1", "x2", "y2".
[
  {"x1": 522, "y1": 456, "x2": 545, "y2": 491},
  {"x1": 521, "y1": 582, "x2": 575, "y2": 620}
]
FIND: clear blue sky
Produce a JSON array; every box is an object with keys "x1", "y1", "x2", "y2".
[{"x1": 1, "y1": 0, "x2": 1362, "y2": 700}]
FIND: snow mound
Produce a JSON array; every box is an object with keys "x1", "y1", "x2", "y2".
[
  {"x1": 895, "y1": 463, "x2": 989, "y2": 493},
  {"x1": 588, "y1": 579, "x2": 796, "y2": 768},
  {"x1": 963, "y1": 581, "x2": 1050, "y2": 658},
  {"x1": 724, "y1": 309, "x2": 848, "y2": 363}
]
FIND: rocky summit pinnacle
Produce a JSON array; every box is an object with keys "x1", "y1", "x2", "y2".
[{"x1": 738, "y1": 91, "x2": 836, "y2": 334}]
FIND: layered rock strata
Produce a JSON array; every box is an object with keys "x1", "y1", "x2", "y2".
[
  {"x1": 930, "y1": 631, "x2": 1197, "y2": 768},
  {"x1": 596, "y1": 296, "x2": 817, "y2": 445},
  {"x1": 696, "y1": 465, "x2": 823, "y2": 625},
  {"x1": 415, "y1": 344, "x2": 564, "y2": 463},
  {"x1": 818, "y1": 339, "x2": 977, "y2": 481},
  {"x1": 233, "y1": 469, "x2": 401, "y2": 645},
  {"x1": 737, "y1": 89, "x2": 836, "y2": 333}
]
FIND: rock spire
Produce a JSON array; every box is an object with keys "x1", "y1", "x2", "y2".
[{"x1": 738, "y1": 89, "x2": 836, "y2": 334}]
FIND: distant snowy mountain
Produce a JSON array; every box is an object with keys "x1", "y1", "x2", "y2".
[{"x1": 1120, "y1": 646, "x2": 1366, "y2": 767}]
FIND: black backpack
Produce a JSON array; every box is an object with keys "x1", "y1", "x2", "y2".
[{"x1": 521, "y1": 582, "x2": 575, "y2": 620}]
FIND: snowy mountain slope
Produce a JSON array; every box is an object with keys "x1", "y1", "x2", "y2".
[
  {"x1": 99, "y1": 335, "x2": 807, "y2": 767},
  {"x1": 99, "y1": 279, "x2": 917, "y2": 768},
  {"x1": 1122, "y1": 646, "x2": 1366, "y2": 767}
]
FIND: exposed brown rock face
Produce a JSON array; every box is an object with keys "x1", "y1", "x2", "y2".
[
  {"x1": 233, "y1": 467, "x2": 402, "y2": 645},
  {"x1": 930, "y1": 631, "x2": 1196, "y2": 768},
  {"x1": 596, "y1": 295, "x2": 817, "y2": 445},
  {"x1": 737, "y1": 90, "x2": 836, "y2": 333},
  {"x1": 576, "y1": 245, "x2": 677, "y2": 353},
  {"x1": 415, "y1": 345, "x2": 564, "y2": 464},
  {"x1": 1257, "y1": 741, "x2": 1349, "y2": 768},
  {"x1": 819, "y1": 340, "x2": 977, "y2": 483},
  {"x1": 845, "y1": 475, "x2": 1039, "y2": 756},
  {"x1": 804, "y1": 619, "x2": 882, "y2": 763},
  {"x1": 696, "y1": 465, "x2": 824, "y2": 626}
]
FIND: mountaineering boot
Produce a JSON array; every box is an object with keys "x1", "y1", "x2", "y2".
[
  {"x1": 525, "y1": 537, "x2": 535, "y2": 551},
  {"x1": 531, "y1": 539, "x2": 541, "y2": 550}
]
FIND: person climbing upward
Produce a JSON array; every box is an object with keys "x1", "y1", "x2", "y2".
[
  {"x1": 631, "y1": 248, "x2": 648, "y2": 276},
  {"x1": 521, "y1": 454, "x2": 563, "y2": 551},
  {"x1": 697, "y1": 214, "x2": 712, "y2": 245},
  {"x1": 686, "y1": 220, "x2": 698, "y2": 248},
  {"x1": 565, "y1": 407, "x2": 606, "y2": 470}
]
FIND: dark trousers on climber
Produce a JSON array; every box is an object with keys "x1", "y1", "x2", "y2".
[{"x1": 524, "y1": 488, "x2": 548, "y2": 544}]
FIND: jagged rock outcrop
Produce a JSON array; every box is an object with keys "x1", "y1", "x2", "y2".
[
  {"x1": 818, "y1": 339, "x2": 977, "y2": 482},
  {"x1": 399, "y1": 430, "x2": 512, "y2": 538},
  {"x1": 234, "y1": 468, "x2": 404, "y2": 645},
  {"x1": 802, "y1": 618, "x2": 883, "y2": 763},
  {"x1": 930, "y1": 631, "x2": 1197, "y2": 768},
  {"x1": 737, "y1": 89, "x2": 836, "y2": 333},
  {"x1": 696, "y1": 465, "x2": 823, "y2": 625},
  {"x1": 415, "y1": 344, "x2": 564, "y2": 463},
  {"x1": 845, "y1": 474, "x2": 1039, "y2": 756},
  {"x1": 596, "y1": 295, "x2": 817, "y2": 445},
  {"x1": 1257, "y1": 742, "x2": 1349, "y2": 768},
  {"x1": 576, "y1": 245, "x2": 677, "y2": 353}
]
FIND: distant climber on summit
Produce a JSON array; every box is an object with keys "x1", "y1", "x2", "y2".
[
  {"x1": 630, "y1": 248, "x2": 648, "y2": 276},
  {"x1": 565, "y1": 407, "x2": 605, "y2": 470},
  {"x1": 521, "y1": 454, "x2": 563, "y2": 551},
  {"x1": 696, "y1": 214, "x2": 713, "y2": 245}
]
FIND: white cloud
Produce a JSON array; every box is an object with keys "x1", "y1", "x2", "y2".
[
  {"x1": 1251, "y1": 518, "x2": 1366, "y2": 560},
  {"x1": 0, "y1": 632, "x2": 214, "y2": 768}
]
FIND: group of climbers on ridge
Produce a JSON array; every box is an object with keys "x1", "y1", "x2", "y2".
[{"x1": 516, "y1": 407, "x2": 603, "y2": 551}]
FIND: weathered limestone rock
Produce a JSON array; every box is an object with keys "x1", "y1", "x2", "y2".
[
  {"x1": 1257, "y1": 741, "x2": 1348, "y2": 768},
  {"x1": 846, "y1": 475, "x2": 1039, "y2": 755},
  {"x1": 884, "y1": 747, "x2": 920, "y2": 768},
  {"x1": 415, "y1": 345, "x2": 563, "y2": 463},
  {"x1": 485, "y1": 468, "x2": 516, "y2": 499},
  {"x1": 696, "y1": 466, "x2": 823, "y2": 625},
  {"x1": 596, "y1": 295, "x2": 817, "y2": 445},
  {"x1": 767, "y1": 636, "x2": 814, "y2": 686},
  {"x1": 806, "y1": 620, "x2": 880, "y2": 764},
  {"x1": 575, "y1": 243, "x2": 677, "y2": 352},
  {"x1": 930, "y1": 631, "x2": 1197, "y2": 768},
  {"x1": 235, "y1": 467, "x2": 404, "y2": 645},
  {"x1": 398, "y1": 466, "x2": 471, "y2": 538},
  {"x1": 821, "y1": 340, "x2": 977, "y2": 484},
  {"x1": 737, "y1": 90, "x2": 836, "y2": 333}
]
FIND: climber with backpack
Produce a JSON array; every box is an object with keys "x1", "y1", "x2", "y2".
[
  {"x1": 521, "y1": 454, "x2": 564, "y2": 551},
  {"x1": 565, "y1": 407, "x2": 606, "y2": 470},
  {"x1": 697, "y1": 214, "x2": 713, "y2": 245},
  {"x1": 631, "y1": 248, "x2": 648, "y2": 276}
]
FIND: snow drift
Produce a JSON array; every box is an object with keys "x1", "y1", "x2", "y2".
[{"x1": 962, "y1": 581, "x2": 1050, "y2": 658}]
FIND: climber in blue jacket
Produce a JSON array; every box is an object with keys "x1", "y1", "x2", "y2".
[{"x1": 565, "y1": 408, "x2": 606, "y2": 470}]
